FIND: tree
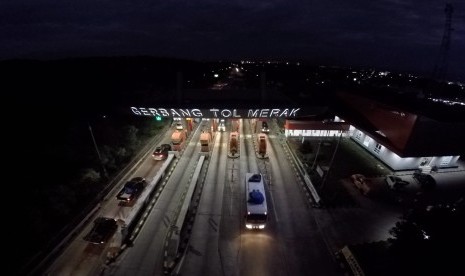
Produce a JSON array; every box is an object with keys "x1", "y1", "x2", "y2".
[
  {"x1": 388, "y1": 203, "x2": 465, "y2": 275},
  {"x1": 121, "y1": 125, "x2": 140, "y2": 152}
]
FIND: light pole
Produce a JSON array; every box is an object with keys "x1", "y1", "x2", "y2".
[
  {"x1": 311, "y1": 137, "x2": 323, "y2": 171},
  {"x1": 89, "y1": 123, "x2": 108, "y2": 178},
  {"x1": 320, "y1": 132, "x2": 342, "y2": 191}
]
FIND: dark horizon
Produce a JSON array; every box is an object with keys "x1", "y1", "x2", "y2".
[
  {"x1": 1, "y1": 1, "x2": 464, "y2": 82},
  {"x1": 2, "y1": 53, "x2": 464, "y2": 83}
]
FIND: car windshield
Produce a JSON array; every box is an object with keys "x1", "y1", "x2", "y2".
[
  {"x1": 246, "y1": 214, "x2": 267, "y2": 222},
  {"x1": 84, "y1": 218, "x2": 116, "y2": 243},
  {"x1": 124, "y1": 186, "x2": 135, "y2": 193}
]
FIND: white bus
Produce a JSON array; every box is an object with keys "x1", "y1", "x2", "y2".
[{"x1": 245, "y1": 173, "x2": 268, "y2": 229}]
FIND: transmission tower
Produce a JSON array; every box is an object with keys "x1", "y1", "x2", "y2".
[{"x1": 432, "y1": 3, "x2": 453, "y2": 83}]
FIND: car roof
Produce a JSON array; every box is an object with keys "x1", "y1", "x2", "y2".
[
  {"x1": 130, "y1": 176, "x2": 144, "y2": 182},
  {"x1": 84, "y1": 218, "x2": 117, "y2": 243},
  {"x1": 95, "y1": 217, "x2": 115, "y2": 224},
  {"x1": 155, "y1": 144, "x2": 170, "y2": 150}
]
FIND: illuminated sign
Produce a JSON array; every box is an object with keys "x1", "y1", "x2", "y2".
[{"x1": 130, "y1": 107, "x2": 301, "y2": 118}]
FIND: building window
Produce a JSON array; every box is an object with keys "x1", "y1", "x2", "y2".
[
  {"x1": 440, "y1": 156, "x2": 453, "y2": 166},
  {"x1": 355, "y1": 131, "x2": 362, "y2": 141},
  {"x1": 374, "y1": 143, "x2": 382, "y2": 154},
  {"x1": 363, "y1": 135, "x2": 371, "y2": 147}
]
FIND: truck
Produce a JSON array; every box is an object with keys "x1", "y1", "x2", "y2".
[
  {"x1": 200, "y1": 131, "x2": 212, "y2": 152},
  {"x1": 258, "y1": 133, "x2": 267, "y2": 157},
  {"x1": 245, "y1": 173, "x2": 268, "y2": 229},
  {"x1": 171, "y1": 130, "x2": 186, "y2": 151},
  {"x1": 229, "y1": 132, "x2": 238, "y2": 156}
]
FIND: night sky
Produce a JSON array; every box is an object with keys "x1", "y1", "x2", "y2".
[{"x1": 1, "y1": 0, "x2": 464, "y2": 81}]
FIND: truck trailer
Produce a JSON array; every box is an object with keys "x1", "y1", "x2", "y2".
[
  {"x1": 200, "y1": 131, "x2": 212, "y2": 152},
  {"x1": 171, "y1": 130, "x2": 186, "y2": 151},
  {"x1": 258, "y1": 133, "x2": 267, "y2": 157}
]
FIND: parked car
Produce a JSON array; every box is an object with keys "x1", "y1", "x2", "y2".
[
  {"x1": 350, "y1": 174, "x2": 370, "y2": 195},
  {"x1": 116, "y1": 177, "x2": 147, "y2": 203},
  {"x1": 83, "y1": 217, "x2": 117, "y2": 244},
  {"x1": 385, "y1": 175, "x2": 410, "y2": 190},
  {"x1": 152, "y1": 144, "x2": 171, "y2": 160},
  {"x1": 413, "y1": 172, "x2": 436, "y2": 190}
]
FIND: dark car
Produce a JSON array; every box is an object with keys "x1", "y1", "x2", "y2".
[
  {"x1": 261, "y1": 121, "x2": 270, "y2": 133},
  {"x1": 83, "y1": 217, "x2": 117, "y2": 244},
  {"x1": 413, "y1": 172, "x2": 436, "y2": 190},
  {"x1": 152, "y1": 144, "x2": 171, "y2": 160},
  {"x1": 116, "y1": 177, "x2": 147, "y2": 202},
  {"x1": 350, "y1": 174, "x2": 370, "y2": 195},
  {"x1": 385, "y1": 175, "x2": 410, "y2": 190}
]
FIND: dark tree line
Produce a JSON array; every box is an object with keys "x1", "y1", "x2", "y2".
[
  {"x1": 388, "y1": 200, "x2": 465, "y2": 275},
  {"x1": 15, "y1": 112, "x2": 167, "y2": 274}
]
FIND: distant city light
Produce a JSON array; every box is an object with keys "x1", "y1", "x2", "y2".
[
  {"x1": 214, "y1": 74, "x2": 219, "y2": 78},
  {"x1": 428, "y1": 98, "x2": 465, "y2": 106}
]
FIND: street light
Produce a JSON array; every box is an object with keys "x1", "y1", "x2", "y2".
[
  {"x1": 320, "y1": 132, "x2": 342, "y2": 191},
  {"x1": 311, "y1": 137, "x2": 323, "y2": 171},
  {"x1": 89, "y1": 123, "x2": 108, "y2": 178}
]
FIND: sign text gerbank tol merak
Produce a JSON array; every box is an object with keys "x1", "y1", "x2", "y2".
[{"x1": 130, "y1": 107, "x2": 301, "y2": 118}]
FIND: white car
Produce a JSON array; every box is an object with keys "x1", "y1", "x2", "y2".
[
  {"x1": 218, "y1": 122, "x2": 226, "y2": 132},
  {"x1": 385, "y1": 175, "x2": 409, "y2": 190},
  {"x1": 175, "y1": 122, "x2": 183, "y2": 130}
]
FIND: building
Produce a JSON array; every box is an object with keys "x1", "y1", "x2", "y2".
[{"x1": 284, "y1": 92, "x2": 465, "y2": 171}]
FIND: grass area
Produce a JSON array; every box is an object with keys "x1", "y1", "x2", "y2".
[{"x1": 288, "y1": 136, "x2": 390, "y2": 207}]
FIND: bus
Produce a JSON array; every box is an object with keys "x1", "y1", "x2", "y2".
[{"x1": 245, "y1": 173, "x2": 268, "y2": 229}]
